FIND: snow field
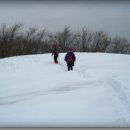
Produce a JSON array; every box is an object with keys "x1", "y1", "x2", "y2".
[{"x1": 0, "y1": 53, "x2": 130, "y2": 127}]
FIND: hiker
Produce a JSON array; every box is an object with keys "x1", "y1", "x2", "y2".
[
  {"x1": 64, "y1": 48, "x2": 76, "y2": 71},
  {"x1": 51, "y1": 42, "x2": 60, "y2": 64}
]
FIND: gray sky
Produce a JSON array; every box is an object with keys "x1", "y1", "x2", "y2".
[{"x1": 0, "y1": 1, "x2": 130, "y2": 40}]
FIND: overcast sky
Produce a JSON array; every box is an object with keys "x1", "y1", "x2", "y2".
[{"x1": 0, "y1": 1, "x2": 130, "y2": 40}]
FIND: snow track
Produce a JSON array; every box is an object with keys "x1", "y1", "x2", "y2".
[{"x1": 0, "y1": 80, "x2": 101, "y2": 106}]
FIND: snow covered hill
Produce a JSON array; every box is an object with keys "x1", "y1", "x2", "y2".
[{"x1": 0, "y1": 53, "x2": 130, "y2": 127}]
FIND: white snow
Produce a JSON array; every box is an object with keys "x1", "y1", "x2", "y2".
[{"x1": 0, "y1": 53, "x2": 130, "y2": 127}]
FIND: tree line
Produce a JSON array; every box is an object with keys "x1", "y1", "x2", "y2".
[{"x1": 0, "y1": 23, "x2": 130, "y2": 58}]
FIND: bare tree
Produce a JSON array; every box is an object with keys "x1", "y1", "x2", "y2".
[
  {"x1": 77, "y1": 27, "x2": 93, "y2": 52},
  {"x1": 0, "y1": 24, "x2": 130, "y2": 58},
  {"x1": 0, "y1": 23, "x2": 23, "y2": 57},
  {"x1": 107, "y1": 37, "x2": 130, "y2": 54},
  {"x1": 55, "y1": 26, "x2": 75, "y2": 52},
  {"x1": 91, "y1": 31, "x2": 111, "y2": 52}
]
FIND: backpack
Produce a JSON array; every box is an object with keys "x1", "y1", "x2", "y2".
[
  {"x1": 53, "y1": 47, "x2": 58, "y2": 54},
  {"x1": 67, "y1": 53, "x2": 73, "y2": 62}
]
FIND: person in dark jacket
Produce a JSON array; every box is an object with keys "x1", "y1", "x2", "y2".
[
  {"x1": 52, "y1": 42, "x2": 60, "y2": 64},
  {"x1": 65, "y1": 48, "x2": 76, "y2": 71}
]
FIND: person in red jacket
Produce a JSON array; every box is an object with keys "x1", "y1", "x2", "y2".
[
  {"x1": 65, "y1": 48, "x2": 76, "y2": 71},
  {"x1": 51, "y1": 42, "x2": 60, "y2": 64}
]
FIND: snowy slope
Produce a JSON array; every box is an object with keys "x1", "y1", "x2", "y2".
[{"x1": 0, "y1": 53, "x2": 130, "y2": 127}]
